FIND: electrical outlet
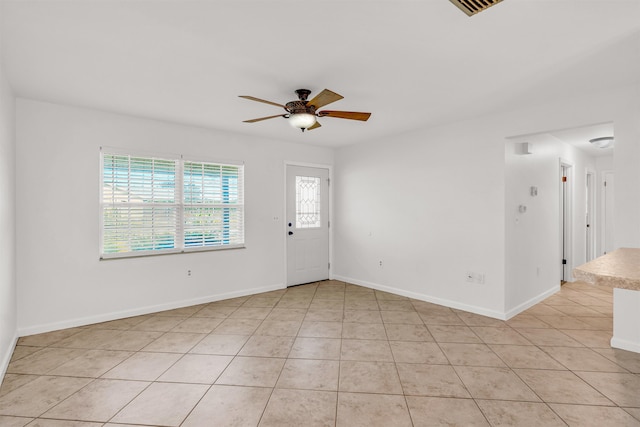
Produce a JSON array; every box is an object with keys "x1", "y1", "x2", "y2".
[
  {"x1": 466, "y1": 271, "x2": 485, "y2": 284},
  {"x1": 379, "y1": 260, "x2": 383, "y2": 267},
  {"x1": 187, "y1": 270, "x2": 192, "y2": 277}
]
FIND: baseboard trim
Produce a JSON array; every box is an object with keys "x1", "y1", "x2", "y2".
[
  {"x1": 611, "y1": 337, "x2": 640, "y2": 353},
  {"x1": 333, "y1": 275, "x2": 506, "y2": 320},
  {"x1": 504, "y1": 285, "x2": 561, "y2": 319},
  {"x1": 17, "y1": 283, "x2": 285, "y2": 337},
  {"x1": 1, "y1": 334, "x2": 18, "y2": 381}
]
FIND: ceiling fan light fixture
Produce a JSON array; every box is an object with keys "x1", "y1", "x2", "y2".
[
  {"x1": 589, "y1": 136, "x2": 615, "y2": 149},
  {"x1": 240, "y1": 88, "x2": 370, "y2": 132},
  {"x1": 288, "y1": 113, "x2": 317, "y2": 130}
]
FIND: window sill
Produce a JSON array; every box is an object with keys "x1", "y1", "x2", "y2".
[{"x1": 99, "y1": 244, "x2": 246, "y2": 261}]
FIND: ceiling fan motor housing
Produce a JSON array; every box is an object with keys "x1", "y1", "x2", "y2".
[
  {"x1": 286, "y1": 100, "x2": 316, "y2": 115},
  {"x1": 295, "y1": 89, "x2": 311, "y2": 101}
]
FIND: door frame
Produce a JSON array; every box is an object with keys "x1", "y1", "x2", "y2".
[
  {"x1": 559, "y1": 159, "x2": 574, "y2": 283},
  {"x1": 601, "y1": 170, "x2": 614, "y2": 255},
  {"x1": 283, "y1": 161, "x2": 333, "y2": 286},
  {"x1": 585, "y1": 169, "x2": 596, "y2": 262}
]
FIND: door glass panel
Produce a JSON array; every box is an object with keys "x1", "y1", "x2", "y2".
[{"x1": 296, "y1": 175, "x2": 321, "y2": 228}]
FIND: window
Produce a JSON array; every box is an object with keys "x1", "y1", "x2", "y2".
[
  {"x1": 295, "y1": 175, "x2": 322, "y2": 228},
  {"x1": 100, "y1": 149, "x2": 244, "y2": 259}
]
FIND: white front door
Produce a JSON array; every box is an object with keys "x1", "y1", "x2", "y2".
[{"x1": 286, "y1": 165, "x2": 329, "y2": 286}]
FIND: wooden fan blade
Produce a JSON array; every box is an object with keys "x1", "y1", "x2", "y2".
[
  {"x1": 318, "y1": 110, "x2": 371, "y2": 121},
  {"x1": 239, "y1": 95, "x2": 287, "y2": 110},
  {"x1": 243, "y1": 114, "x2": 285, "y2": 123},
  {"x1": 307, "y1": 89, "x2": 344, "y2": 109},
  {"x1": 307, "y1": 121, "x2": 322, "y2": 131}
]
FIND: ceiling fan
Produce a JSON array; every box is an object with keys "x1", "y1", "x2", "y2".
[{"x1": 240, "y1": 89, "x2": 371, "y2": 132}]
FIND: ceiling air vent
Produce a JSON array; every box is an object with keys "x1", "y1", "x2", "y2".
[{"x1": 449, "y1": 0, "x2": 504, "y2": 16}]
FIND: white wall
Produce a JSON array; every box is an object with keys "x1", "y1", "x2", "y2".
[
  {"x1": 504, "y1": 135, "x2": 597, "y2": 314},
  {"x1": 613, "y1": 85, "x2": 640, "y2": 248},
  {"x1": 596, "y1": 155, "x2": 614, "y2": 172},
  {"x1": 16, "y1": 99, "x2": 333, "y2": 334},
  {"x1": 0, "y1": 8, "x2": 18, "y2": 377},
  {"x1": 334, "y1": 120, "x2": 507, "y2": 318},
  {"x1": 335, "y1": 84, "x2": 640, "y2": 319}
]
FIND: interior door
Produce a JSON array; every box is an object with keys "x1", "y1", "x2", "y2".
[{"x1": 286, "y1": 165, "x2": 329, "y2": 286}]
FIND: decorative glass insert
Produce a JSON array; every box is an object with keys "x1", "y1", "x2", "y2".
[{"x1": 296, "y1": 176, "x2": 321, "y2": 228}]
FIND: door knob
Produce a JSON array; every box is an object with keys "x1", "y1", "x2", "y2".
[{"x1": 288, "y1": 231, "x2": 294, "y2": 235}]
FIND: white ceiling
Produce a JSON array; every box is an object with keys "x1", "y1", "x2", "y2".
[
  {"x1": 2, "y1": 0, "x2": 640, "y2": 147},
  {"x1": 508, "y1": 122, "x2": 615, "y2": 158},
  {"x1": 548, "y1": 122, "x2": 615, "y2": 158}
]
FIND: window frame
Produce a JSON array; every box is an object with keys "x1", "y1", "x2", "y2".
[{"x1": 99, "y1": 147, "x2": 245, "y2": 260}]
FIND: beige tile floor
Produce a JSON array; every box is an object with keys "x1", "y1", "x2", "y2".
[{"x1": 1, "y1": 280, "x2": 640, "y2": 426}]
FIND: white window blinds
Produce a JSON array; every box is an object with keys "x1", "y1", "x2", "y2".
[
  {"x1": 183, "y1": 161, "x2": 244, "y2": 248},
  {"x1": 100, "y1": 149, "x2": 244, "y2": 259}
]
